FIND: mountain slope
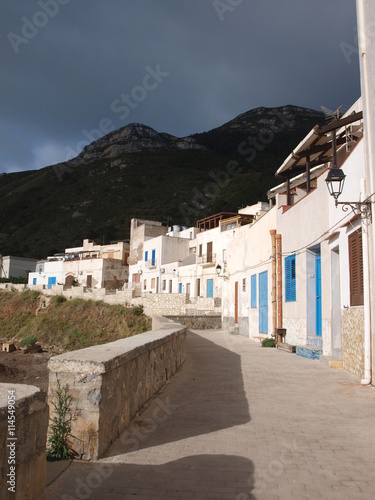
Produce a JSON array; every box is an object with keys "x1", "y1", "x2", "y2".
[{"x1": 0, "y1": 105, "x2": 324, "y2": 258}]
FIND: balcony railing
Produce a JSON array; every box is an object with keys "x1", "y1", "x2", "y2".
[
  {"x1": 197, "y1": 253, "x2": 216, "y2": 266},
  {"x1": 145, "y1": 259, "x2": 157, "y2": 269}
]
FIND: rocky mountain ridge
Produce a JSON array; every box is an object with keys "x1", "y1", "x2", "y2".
[{"x1": 0, "y1": 105, "x2": 324, "y2": 258}]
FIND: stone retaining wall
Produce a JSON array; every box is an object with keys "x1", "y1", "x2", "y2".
[
  {"x1": 143, "y1": 293, "x2": 187, "y2": 316},
  {"x1": 0, "y1": 384, "x2": 48, "y2": 500},
  {"x1": 166, "y1": 315, "x2": 221, "y2": 329},
  {"x1": 342, "y1": 306, "x2": 365, "y2": 379},
  {"x1": 48, "y1": 322, "x2": 186, "y2": 460}
]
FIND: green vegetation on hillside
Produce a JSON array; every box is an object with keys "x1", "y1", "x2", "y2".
[
  {"x1": 0, "y1": 289, "x2": 151, "y2": 351},
  {"x1": 0, "y1": 106, "x2": 324, "y2": 258}
]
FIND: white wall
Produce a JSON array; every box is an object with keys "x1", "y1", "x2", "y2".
[
  {"x1": 222, "y1": 208, "x2": 277, "y2": 338},
  {"x1": 28, "y1": 260, "x2": 64, "y2": 287}
]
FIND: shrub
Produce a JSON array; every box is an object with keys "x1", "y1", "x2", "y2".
[
  {"x1": 132, "y1": 305, "x2": 144, "y2": 316},
  {"x1": 20, "y1": 335, "x2": 37, "y2": 348},
  {"x1": 47, "y1": 379, "x2": 75, "y2": 461},
  {"x1": 53, "y1": 295, "x2": 66, "y2": 305},
  {"x1": 261, "y1": 338, "x2": 276, "y2": 348}
]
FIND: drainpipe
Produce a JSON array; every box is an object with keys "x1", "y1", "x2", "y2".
[
  {"x1": 270, "y1": 230, "x2": 277, "y2": 337},
  {"x1": 276, "y1": 234, "x2": 283, "y2": 329},
  {"x1": 361, "y1": 178, "x2": 372, "y2": 385}
]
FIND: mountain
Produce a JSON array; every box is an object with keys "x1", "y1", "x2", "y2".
[{"x1": 0, "y1": 105, "x2": 324, "y2": 259}]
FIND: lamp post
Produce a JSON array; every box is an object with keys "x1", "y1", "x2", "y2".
[{"x1": 325, "y1": 167, "x2": 372, "y2": 219}]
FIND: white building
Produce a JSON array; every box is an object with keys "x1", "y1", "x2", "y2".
[
  {"x1": 0, "y1": 255, "x2": 38, "y2": 280},
  {"x1": 263, "y1": 98, "x2": 366, "y2": 377},
  {"x1": 28, "y1": 239, "x2": 129, "y2": 289}
]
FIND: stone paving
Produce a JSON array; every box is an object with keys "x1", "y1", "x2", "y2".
[{"x1": 46, "y1": 330, "x2": 375, "y2": 499}]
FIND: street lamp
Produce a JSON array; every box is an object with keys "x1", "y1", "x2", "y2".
[
  {"x1": 216, "y1": 264, "x2": 222, "y2": 275},
  {"x1": 325, "y1": 166, "x2": 372, "y2": 219},
  {"x1": 325, "y1": 167, "x2": 346, "y2": 205}
]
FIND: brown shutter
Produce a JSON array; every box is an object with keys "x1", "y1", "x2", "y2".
[{"x1": 349, "y1": 229, "x2": 364, "y2": 306}]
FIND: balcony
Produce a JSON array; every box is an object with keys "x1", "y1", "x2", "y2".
[
  {"x1": 145, "y1": 259, "x2": 157, "y2": 269},
  {"x1": 197, "y1": 254, "x2": 216, "y2": 267}
]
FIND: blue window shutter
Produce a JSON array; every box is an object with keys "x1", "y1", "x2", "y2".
[
  {"x1": 145, "y1": 251, "x2": 148, "y2": 261},
  {"x1": 152, "y1": 249, "x2": 156, "y2": 266},
  {"x1": 251, "y1": 274, "x2": 257, "y2": 307},
  {"x1": 285, "y1": 255, "x2": 296, "y2": 302}
]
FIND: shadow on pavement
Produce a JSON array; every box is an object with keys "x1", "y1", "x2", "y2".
[
  {"x1": 46, "y1": 454, "x2": 256, "y2": 499},
  {"x1": 105, "y1": 331, "x2": 251, "y2": 457}
]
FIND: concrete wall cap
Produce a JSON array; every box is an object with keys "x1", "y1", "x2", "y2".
[
  {"x1": 48, "y1": 327, "x2": 186, "y2": 373},
  {"x1": 0, "y1": 383, "x2": 41, "y2": 410}
]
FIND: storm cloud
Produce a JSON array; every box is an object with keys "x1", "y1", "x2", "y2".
[{"x1": 0, "y1": 0, "x2": 360, "y2": 173}]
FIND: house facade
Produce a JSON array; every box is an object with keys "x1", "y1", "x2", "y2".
[
  {"x1": 28, "y1": 239, "x2": 129, "y2": 289},
  {"x1": 0, "y1": 255, "x2": 38, "y2": 280}
]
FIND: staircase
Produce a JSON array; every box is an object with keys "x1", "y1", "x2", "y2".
[{"x1": 296, "y1": 336, "x2": 323, "y2": 360}]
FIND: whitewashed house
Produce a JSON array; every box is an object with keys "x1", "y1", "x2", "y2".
[
  {"x1": 221, "y1": 203, "x2": 275, "y2": 338},
  {"x1": 265, "y1": 98, "x2": 366, "y2": 376},
  {"x1": 29, "y1": 239, "x2": 129, "y2": 290}
]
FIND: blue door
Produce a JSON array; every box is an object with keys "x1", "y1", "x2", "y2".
[
  {"x1": 207, "y1": 278, "x2": 213, "y2": 298},
  {"x1": 315, "y1": 249, "x2": 322, "y2": 336},
  {"x1": 179, "y1": 283, "x2": 183, "y2": 294},
  {"x1": 47, "y1": 276, "x2": 56, "y2": 289},
  {"x1": 259, "y1": 271, "x2": 268, "y2": 333}
]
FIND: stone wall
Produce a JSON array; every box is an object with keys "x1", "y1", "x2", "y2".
[
  {"x1": 342, "y1": 306, "x2": 365, "y2": 379},
  {"x1": 143, "y1": 293, "x2": 187, "y2": 316},
  {"x1": 166, "y1": 315, "x2": 221, "y2": 329},
  {"x1": 48, "y1": 324, "x2": 186, "y2": 460},
  {"x1": 0, "y1": 384, "x2": 48, "y2": 500}
]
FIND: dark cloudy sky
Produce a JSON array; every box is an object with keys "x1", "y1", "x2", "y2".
[{"x1": 1, "y1": 0, "x2": 360, "y2": 174}]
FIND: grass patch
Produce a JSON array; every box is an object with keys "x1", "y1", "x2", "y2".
[{"x1": 0, "y1": 290, "x2": 151, "y2": 351}]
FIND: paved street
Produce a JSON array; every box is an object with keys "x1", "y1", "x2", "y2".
[{"x1": 46, "y1": 330, "x2": 375, "y2": 499}]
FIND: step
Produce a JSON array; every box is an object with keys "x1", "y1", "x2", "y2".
[
  {"x1": 320, "y1": 356, "x2": 343, "y2": 369},
  {"x1": 306, "y1": 336, "x2": 323, "y2": 348},
  {"x1": 296, "y1": 345, "x2": 323, "y2": 360},
  {"x1": 277, "y1": 342, "x2": 296, "y2": 353}
]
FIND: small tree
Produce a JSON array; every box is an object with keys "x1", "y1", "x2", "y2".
[{"x1": 47, "y1": 379, "x2": 75, "y2": 461}]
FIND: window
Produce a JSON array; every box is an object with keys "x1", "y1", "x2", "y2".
[
  {"x1": 207, "y1": 242, "x2": 213, "y2": 263},
  {"x1": 151, "y1": 278, "x2": 156, "y2": 289},
  {"x1": 162, "y1": 279, "x2": 166, "y2": 291},
  {"x1": 242, "y1": 278, "x2": 246, "y2": 292},
  {"x1": 143, "y1": 279, "x2": 147, "y2": 290},
  {"x1": 145, "y1": 251, "x2": 148, "y2": 262},
  {"x1": 198, "y1": 244, "x2": 202, "y2": 257},
  {"x1": 251, "y1": 274, "x2": 257, "y2": 308},
  {"x1": 223, "y1": 249, "x2": 227, "y2": 263},
  {"x1": 349, "y1": 229, "x2": 364, "y2": 306},
  {"x1": 285, "y1": 255, "x2": 296, "y2": 302},
  {"x1": 33, "y1": 278, "x2": 37, "y2": 285}
]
